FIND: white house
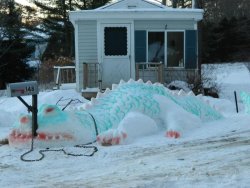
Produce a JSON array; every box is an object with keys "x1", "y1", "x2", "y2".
[{"x1": 69, "y1": 0, "x2": 203, "y2": 91}]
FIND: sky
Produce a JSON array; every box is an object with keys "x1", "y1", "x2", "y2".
[
  {"x1": 15, "y1": 0, "x2": 166, "y2": 7},
  {"x1": 15, "y1": 0, "x2": 34, "y2": 6}
]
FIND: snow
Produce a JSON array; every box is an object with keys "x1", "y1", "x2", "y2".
[
  {"x1": 1, "y1": 64, "x2": 250, "y2": 187},
  {"x1": 202, "y1": 63, "x2": 250, "y2": 101}
]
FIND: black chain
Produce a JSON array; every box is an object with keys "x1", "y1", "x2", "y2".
[
  {"x1": 20, "y1": 108, "x2": 99, "y2": 162},
  {"x1": 20, "y1": 140, "x2": 98, "y2": 162}
]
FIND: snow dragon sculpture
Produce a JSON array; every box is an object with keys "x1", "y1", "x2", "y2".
[{"x1": 8, "y1": 79, "x2": 222, "y2": 147}]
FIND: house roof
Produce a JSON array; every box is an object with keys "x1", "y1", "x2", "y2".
[
  {"x1": 69, "y1": 0, "x2": 203, "y2": 22},
  {"x1": 97, "y1": 0, "x2": 167, "y2": 10}
]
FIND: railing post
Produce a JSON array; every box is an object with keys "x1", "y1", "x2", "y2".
[
  {"x1": 56, "y1": 67, "x2": 61, "y2": 89},
  {"x1": 83, "y1": 63, "x2": 88, "y2": 89},
  {"x1": 136, "y1": 63, "x2": 139, "y2": 80},
  {"x1": 158, "y1": 63, "x2": 164, "y2": 83}
]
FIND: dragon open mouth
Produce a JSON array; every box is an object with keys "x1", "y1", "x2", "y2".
[{"x1": 8, "y1": 130, "x2": 74, "y2": 146}]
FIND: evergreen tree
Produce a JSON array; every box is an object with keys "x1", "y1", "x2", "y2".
[
  {"x1": 33, "y1": 0, "x2": 111, "y2": 59},
  {"x1": 202, "y1": 17, "x2": 250, "y2": 63},
  {"x1": 0, "y1": 0, "x2": 35, "y2": 89}
]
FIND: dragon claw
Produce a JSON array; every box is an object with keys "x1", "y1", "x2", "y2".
[
  {"x1": 166, "y1": 130, "x2": 180, "y2": 139},
  {"x1": 97, "y1": 130, "x2": 127, "y2": 146}
]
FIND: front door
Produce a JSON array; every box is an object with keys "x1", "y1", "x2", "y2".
[{"x1": 100, "y1": 24, "x2": 131, "y2": 88}]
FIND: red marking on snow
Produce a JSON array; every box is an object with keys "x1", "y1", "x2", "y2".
[
  {"x1": 96, "y1": 136, "x2": 100, "y2": 142},
  {"x1": 62, "y1": 134, "x2": 73, "y2": 140},
  {"x1": 166, "y1": 131, "x2": 180, "y2": 139},
  {"x1": 8, "y1": 130, "x2": 33, "y2": 146},
  {"x1": 122, "y1": 132, "x2": 127, "y2": 139},
  {"x1": 107, "y1": 138, "x2": 112, "y2": 144},
  {"x1": 48, "y1": 135, "x2": 53, "y2": 140},
  {"x1": 20, "y1": 116, "x2": 29, "y2": 124},
  {"x1": 55, "y1": 135, "x2": 60, "y2": 139},
  {"x1": 115, "y1": 137, "x2": 121, "y2": 145},
  {"x1": 45, "y1": 107, "x2": 54, "y2": 113},
  {"x1": 38, "y1": 133, "x2": 46, "y2": 140},
  {"x1": 10, "y1": 130, "x2": 16, "y2": 136}
]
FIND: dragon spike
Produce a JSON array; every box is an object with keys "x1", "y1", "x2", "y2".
[
  {"x1": 187, "y1": 90, "x2": 195, "y2": 96},
  {"x1": 172, "y1": 90, "x2": 179, "y2": 96},
  {"x1": 96, "y1": 91, "x2": 103, "y2": 99},
  {"x1": 137, "y1": 79, "x2": 144, "y2": 83},
  {"x1": 178, "y1": 89, "x2": 186, "y2": 96},
  {"x1": 90, "y1": 97, "x2": 97, "y2": 105},
  {"x1": 83, "y1": 102, "x2": 92, "y2": 110},
  {"x1": 119, "y1": 80, "x2": 125, "y2": 85},
  {"x1": 104, "y1": 88, "x2": 111, "y2": 95},
  {"x1": 112, "y1": 84, "x2": 118, "y2": 90},
  {"x1": 196, "y1": 94, "x2": 203, "y2": 99},
  {"x1": 196, "y1": 93, "x2": 203, "y2": 97},
  {"x1": 128, "y1": 78, "x2": 135, "y2": 83},
  {"x1": 146, "y1": 80, "x2": 152, "y2": 85},
  {"x1": 153, "y1": 82, "x2": 163, "y2": 87}
]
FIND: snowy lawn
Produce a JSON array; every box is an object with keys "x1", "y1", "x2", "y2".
[{"x1": 1, "y1": 63, "x2": 250, "y2": 187}]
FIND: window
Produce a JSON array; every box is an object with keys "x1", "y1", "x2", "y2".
[
  {"x1": 104, "y1": 27, "x2": 127, "y2": 56},
  {"x1": 147, "y1": 32, "x2": 164, "y2": 63},
  {"x1": 167, "y1": 32, "x2": 184, "y2": 67}
]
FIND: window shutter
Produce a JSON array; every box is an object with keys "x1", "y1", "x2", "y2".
[
  {"x1": 185, "y1": 30, "x2": 197, "y2": 69},
  {"x1": 135, "y1": 30, "x2": 146, "y2": 62}
]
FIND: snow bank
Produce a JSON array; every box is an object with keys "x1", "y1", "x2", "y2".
[
  {"x1": 202, "y1": 63, "x2": 250, "y2": 101},
  {"x1": 0, "y1": 89, "x2": 87, "y2": 128}
]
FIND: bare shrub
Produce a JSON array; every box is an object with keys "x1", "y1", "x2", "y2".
[
  {"x1": 187, "y1": 66, "x2": 220, "y2": 97},
  {"x1": 37, "y1": 56, "x2": 74, "y2": 89}
]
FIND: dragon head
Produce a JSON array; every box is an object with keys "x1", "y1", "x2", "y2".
[{"x1": 8, "y1": 104, "x2": 94, "y2": 147}]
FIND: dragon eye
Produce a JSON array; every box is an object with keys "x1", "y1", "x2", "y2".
[
  {"x1": 20, "y1": 116, "x2": 29, "y2": 124},
  {"x1": 45, "y1": 107, "x2": 54, "y2": 114}
]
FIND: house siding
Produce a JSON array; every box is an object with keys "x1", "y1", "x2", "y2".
[
  {"x1": 134, "y1": 20, "x2": 195, "y2": 30},
  {"x1": 77, "y1": 20, "x2": 98, "y2": 90},
  {"x1": 78, "y1": 20, "x2": 98, "y2": 63}
]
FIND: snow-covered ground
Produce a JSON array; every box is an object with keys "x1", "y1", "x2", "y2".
[{"x1": 1, "y1": 63, "x2": 250, "y2": 187}]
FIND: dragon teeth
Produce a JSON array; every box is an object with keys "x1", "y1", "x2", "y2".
[{"x1": 112, "y1": 84, "x2": 118, "y2": 90}]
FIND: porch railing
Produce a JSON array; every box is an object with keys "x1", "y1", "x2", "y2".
[
  {"x1": 135, "y1": 62, "x2": 164, "y2": 83},
  {"x1": 81, "y1": 62, "x2": 198, "y2": 90},
  {"x1": 83, "y1": 62, "x2": 100, "y2": 89},
  {"x1": 54, "y1": 66, "x2": 76, "y2": 89}
]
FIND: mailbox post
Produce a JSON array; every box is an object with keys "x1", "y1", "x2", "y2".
[{"x1": 7, "y1": 81, "x2": 39, "y2": 137}]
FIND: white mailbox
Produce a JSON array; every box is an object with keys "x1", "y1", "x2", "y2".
[
  {"x1": 7, "y1": 81, "x2": 38, "y2": 97},
  {"x1": 6, "y1": 81, "x2": 39, "y2": 137}
]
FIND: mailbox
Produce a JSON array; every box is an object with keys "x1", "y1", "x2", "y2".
[
  {"x1": 6, "y1": 81, "x2": 39, "y2": 136},
  {"x1": 7, "y1": 81, "x2": 38, "y2": 97}
]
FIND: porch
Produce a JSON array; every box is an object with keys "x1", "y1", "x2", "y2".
[
  {"x1": 54, "y1": 63, "x2": 198, "y2": 90},
  {"x1": 54, "y1": 63, "x2": 197, "y2": 90}
]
